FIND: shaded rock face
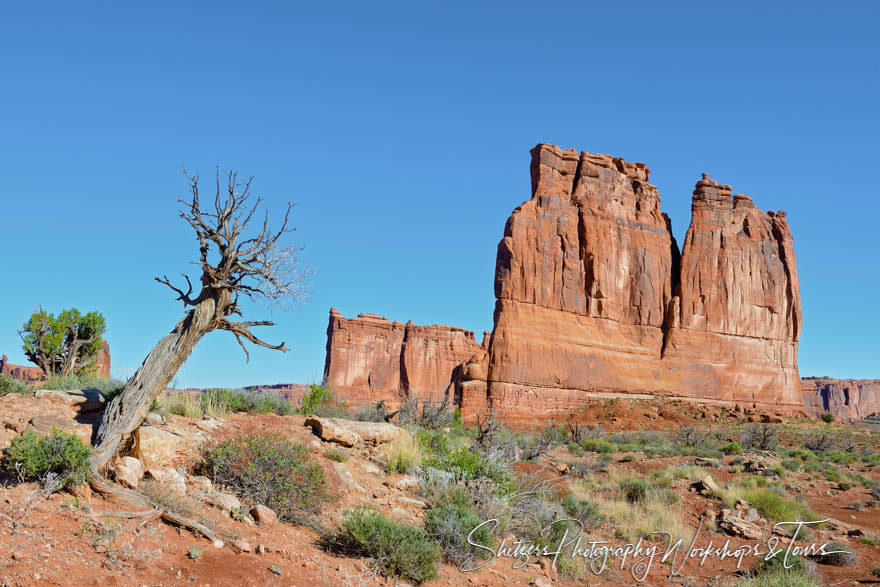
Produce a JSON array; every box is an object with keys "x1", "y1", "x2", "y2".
[
  {"x1": 486, "y1": 143, "x2": 802, "y2": 419},
  {"x1": 323, "y1": 309, "x2": 484, "y2": 406},
  {"x1": 802, "y1": 377, "x2": 880, "y2": 420}
]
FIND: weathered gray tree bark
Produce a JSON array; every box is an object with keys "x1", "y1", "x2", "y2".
[{"x1": 88, "y1": 169, "x2": 305, "y2": 546}]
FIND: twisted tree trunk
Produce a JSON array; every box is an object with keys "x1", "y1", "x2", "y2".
[{"x1": 89, "y1": 297, "x2": 225, "y2": 546}]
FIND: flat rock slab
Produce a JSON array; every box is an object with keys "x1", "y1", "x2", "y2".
[
  {"x1": 33, "y1": 389, "x2": 106, "y2": 413},
  {"x1": 304, "y1": 416, "x2": 403, "y2": 446}
]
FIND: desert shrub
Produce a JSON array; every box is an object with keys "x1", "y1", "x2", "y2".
[
  {"x1": 329, "y1": 507, "x2": 440, "y2": 583},
  {"x1": 560, "y1": 493, "x2": 604, "y2": 529},
  {"x1": 518, "y1": 421, "x2": 567, "y2": 461},
  {"x1": 424, "y1": 503, "x2": 493, "y2": 567},
  {"x1": 396, "y1": 394, "x2": 455, "y2": 430},
  {"x1": 815, "y1": 541, "x2": 858, "y2": 566},
  {"x1": 568, "y1": 442, "x2": 585, "y2": 456},
  {"x1": 0, "y1": 375, "x2": 30, "y2": 396},
  {"x1": 579, "y1": 437, "x2": 617, "y2": 453},
  {"x1": 719, "y1": 441, "x2": 744, "y2": 455},
  {"x1": 299, "y1": 383, "x2": 332, "y2": 414},
  {"x1": 385, "y1": 434, "x2": 422, "y2": 474},
  {"x1": 353, "y1": 401, "x2": 389, "y2": 422},
  {"x1": 820, "y1": 413, "x2": 835, "y2": 423},
  {"x1": 198, "y1": 433, "x2": 328, "y2": 522},
  {"x1": 4, "y1": 429, "x2": 91, "y2": 488},
  {"x1": 620, "y1": 478, "x2": 651, "y2": 503},
  {"x1": 803, "y1": 433, "x2": 836, "y2": 453},
  {"x1": 734, "y1": 554, "x2": 819, "y2": 587},
  {"x1": 425, "y1": 447, "x2": 511, "y2": 491},
  {"x1": 675, "y1": 424, "x2": 714, "y2": 450},
  {"x1": 298, "y1": 383, "x2": 348, "y2": 417},
  {"x1": 740, "y1": 424, "x2": 779, "y2": 451},
  {"x1": 871, "y1": 481, "x2": 880, "y2": 500},
  {"x1": 872, "y1": 565, "x2": 880, "y2": 577}
]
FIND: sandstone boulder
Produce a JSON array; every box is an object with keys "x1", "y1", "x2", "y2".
[
  {"x1": 250, "y1": 504, "x2": 277, "y2": 526},
  {"x1": 115, "y1": 456, "x2": 144, "y2": 489},
  {"x1": 304, "y1": 416, "x2": 361, "y2": 447}
]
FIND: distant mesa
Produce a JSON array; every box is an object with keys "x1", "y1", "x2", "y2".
[{"x1": 324, "y1": 143, "x2": 815, "y2": 422}]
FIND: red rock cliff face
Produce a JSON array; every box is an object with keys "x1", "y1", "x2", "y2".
[
  {"x1": 485, "y1": 143, "x2": 802, "y2": 420},
  {"x1": 802, "y1": 377, "x2": 880, "y2": 420},
  {"x1": 324, "y1": 309, "x2": 484, "y2": 406}
]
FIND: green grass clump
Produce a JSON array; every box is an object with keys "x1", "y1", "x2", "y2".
[
  {"x1": 4, "y1": 428, "x2": 91, "y2": 488},
  {"x1": 330, "y1": 507, "x2": 440, "y2": 583},
  {"x1": 620, "y1": 478, "x2": 651, "y2": 503},
  {"x1": 739, "y1": 488, "x2": 820, "y2": 524},
  {"x1": 153, "y1": 388, "x2": 293, "y2": 418},
  {"x1": 323, "y1": 448, "x2": 347, "y2": 462},
  {"x1": 199, "y1": 433, "x2": 328, "y2": 522}
]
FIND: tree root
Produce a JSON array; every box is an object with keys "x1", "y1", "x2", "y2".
[{"x1": 89, "y1": 467, "x2": 224, "y2": 548}]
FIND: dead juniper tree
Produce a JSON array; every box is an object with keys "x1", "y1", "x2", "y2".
[{"x1": 90, "y1": 168, "x2": 308, "y2": 546}]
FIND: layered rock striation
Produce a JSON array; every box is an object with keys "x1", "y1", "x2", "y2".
[
  {"x1": 486, "y1": 143, "x2": 802, "y2": 419},
  {"x1": 802, "y1": 377, "x2": 880, "y2": 420},
  {"x1": 323, "y1": 308, "x2": 486, "y2": 406}
]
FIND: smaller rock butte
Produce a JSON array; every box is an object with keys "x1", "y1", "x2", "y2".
[
  {"x1": 0, "y1": 340, "x2": 111, "y2": 383},
  {"x1": 323, "y1": 308, "x2": 488, "y2": 408},
  {"x1": 802, "y1": 377, "x2": 880, "y2": 421}
]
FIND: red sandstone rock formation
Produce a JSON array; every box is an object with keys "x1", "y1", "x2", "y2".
[
  {"x1": 484, "y1": 143, "x2": 802, "y2": 420},
  {"x1": 324, "y1": 309, "x2": 484, "y2": 406},
  {"x1": 0, "y1": 355, "x2": 45, "y2": 383},
  {"x1": 802, "y1": 377, "x2": 880, "y2": 420}
]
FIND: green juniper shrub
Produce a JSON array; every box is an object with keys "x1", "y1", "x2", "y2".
[
  {"x1": 198, "y1": 433, "x2": 328, "y2": 523},
  {"x1": 820, "y1": 413, "x2": 835, "y2": 423},
  {"x1": 329, "y1": 506, "x2": 440, "y2": 583},
  {"x1": 718, "y1": 441, "x2": 744, "y2": 456},
  {"x1": 4, "y1": 428, "x2": 91, "y2": 488},
  {"x1": 578, "y1": 437, "x2": 617, "y2": 453},
  {"x1": 873, "y1": 565, "x2": 880, "y2": 577}
]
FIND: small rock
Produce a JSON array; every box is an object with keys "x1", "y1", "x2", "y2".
[
  {"x1": 198, "y1": 490, "x2": 241, "y2": 513},
  {"x1": 695, "y1": 475, "x2": 720, "y2": 495},
  {"x1": 256, "y1": 543, "x2": 269, "y2": 554},
  {"x1": 115, "y1": 456, "x2": 145, "y2": 489},
  {"x1": 145, "y1": 413, "x2": 164, "y2": 426},
  {"x1": 554, "y1": 462, "x2": 570, "y2": 475},
  {"x1": 393, "y1": 475, "x2": 419, "y2": 491},
  {"x1": 531, "y1": 577, "x2": 552, "y2": 587},
  {"x1": 231, "y1": 539, "x2": 252, "y2": 553},
  {"x1": 188, "y1": 476, "x2": 212, "y2": 493},
  {"x1": 250, "y1": 504, "x2": 277, "y2": 526}
]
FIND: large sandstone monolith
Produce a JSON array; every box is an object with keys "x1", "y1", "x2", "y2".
[
  {"x1": 802, "y1": 377, "x2": 880, "y2": 420},
  {"x1": 485, "y1": 143, "x2": 802, "y2": 420},
  {"x1": 323, "y1": 309, "x2": 484, "y2": 407}
]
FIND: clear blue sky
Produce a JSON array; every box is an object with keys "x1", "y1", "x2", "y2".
[{"x1": 1, "y1": 2, "x2": 878, "y2": 387}]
